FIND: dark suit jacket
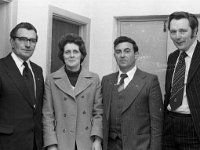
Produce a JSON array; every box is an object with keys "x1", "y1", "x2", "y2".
[
  {"x1": 0, "y1": 53, "x2": 44, "y2": 150},
  {"x1": 164, "y1": 40, "x2": 200, "y2": 140},
  {"x1": 102, "y1": 68, "x2": 163, "y2": 150}
]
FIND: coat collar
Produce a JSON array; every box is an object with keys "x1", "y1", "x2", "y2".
[
  {"x1": 103, "y1": 72, "x2": 118, "y2": 119},
  {"x1": 104, "y1": 69, "x2": 146, "y2": 118},
  {"x1": 187, "y1": 41, "x2": 200, "y2": 84},
  {"x1": 53, "y1": 66, "x2": 93, "y2": 99}
]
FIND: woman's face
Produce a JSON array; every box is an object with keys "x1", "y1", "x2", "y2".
[{"x1": 63, "y1": 43, "x2": 82, "y2": 71}]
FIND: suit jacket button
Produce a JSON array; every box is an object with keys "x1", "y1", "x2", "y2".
[
  {"x1": 64, "y1": 97, "x2": 67, "y2": 101},
  {"x1": 64, "y1": 114, "x2": 66, "y2": 117},
  {"x1": 83, "y1": 111, "x2": 86, "y2": 114},
  {"x1": 85, "y1": 126, "x2": 89, "y2": 130},
  {"x1": 81, "y1": 95, "x2": 84, "y2": 98}
]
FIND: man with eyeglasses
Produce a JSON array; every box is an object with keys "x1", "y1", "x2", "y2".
[{"x1": 0, "y1": 22, "x2": 44, "y2": 150}]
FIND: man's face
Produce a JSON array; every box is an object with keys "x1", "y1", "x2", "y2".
[
  {"x1": 10, "y1": 28, "x2": 37, "y2": 61},
  {"x1": 169, "y1": 18, "x2": 196, "y2": 51},
  {"x1": 114, "y1": 42, "x2": 138, "y2": 73}
]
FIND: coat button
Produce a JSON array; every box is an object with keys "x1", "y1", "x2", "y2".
[
  {"x1": 85, "y1": 126, "x2": 89, "y2": 130},
  {"x1": 64, "y1": 114, "x2": 66, "y2": 117},
  {"x1": 83, "y1": 111, "x2": 86, "y2": 114},
  {"x1": 64, "y1": 97, "x2": 67, "y2": 101},
  {"x1": 81, "y1": 95, "x2": 84, "y2": 98},
  {"x1": 63, "y1": 129, "x2": 67, "y2": 133}
]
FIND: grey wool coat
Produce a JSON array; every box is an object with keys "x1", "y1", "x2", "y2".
[{"x1": 42, "y1": 66, "x2": 103, "y2": 150}]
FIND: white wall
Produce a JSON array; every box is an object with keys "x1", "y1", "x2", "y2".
[{"x1": 15, "y1": 0, "x2": 200, "y2": 78}]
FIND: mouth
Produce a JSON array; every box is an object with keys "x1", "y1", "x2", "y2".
[
  {"x1": 176, "y1": 41, "x2": 184, "y2": 46},
  {"x1": 119, "y1": 59, "x2": 126, "y2": 63}
]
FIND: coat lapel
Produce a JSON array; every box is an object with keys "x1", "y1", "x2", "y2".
[
  {"x1": 187, "y1": 41, "x2": 200, "y2": 84},
  {"x1": 121, "y1": 69, "x2": 146, "y2": 114},
  {"x1": 74, "y1": 68, "x2": 93, "y2": 96},
  {"x1": 4, "y1": 54, "x2": 35, "y2": 106},
  {"x1": 54, "y1": 66, "x2": 75, "y2": 98}
]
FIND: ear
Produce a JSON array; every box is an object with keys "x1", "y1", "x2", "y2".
[
  {"x1": 192, "y1": 27, "x2": 198, "y2": 38},
  {"x1": 10, "y1": 38, "x2": 15, "y2": 48},
  {"x1": 134, "y1": 51, "x2": 139, "y2": 60}
]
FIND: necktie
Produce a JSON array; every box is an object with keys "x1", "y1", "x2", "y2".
[
  {"x1": 169, "y1": 52, "x2": 187, "y2": 110},
  {"x1": 118, "y1": 73, "x2": 128, "y2": 92},
  {"x1": 23, "y1": 62, "x2": 35, "y2": 104}
]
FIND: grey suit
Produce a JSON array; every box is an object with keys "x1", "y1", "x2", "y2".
[{"x1": 102, "y1": 68, "x2": 163, "y2": 150}]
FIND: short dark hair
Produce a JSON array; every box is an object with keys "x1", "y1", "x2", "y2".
[
  {"x1": 168, "y1": 11, "x2": 199, "y2": 34},
  {"x1": 58, "y1": 33, "x2": 87, "y2": 64},
  {"x1": 114, "y1": 36, "x2": 138, "y2": 53},
  {"x1": 10, "y1": 22, "x2": 38, "y2": 41}
]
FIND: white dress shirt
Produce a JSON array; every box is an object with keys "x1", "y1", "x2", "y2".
[
  {"x1": 117, "y1": 65, "x2": 137, "y2": 89},
  {"x1": 167, "y1": 40, "x2": 197, "y2": 114}
]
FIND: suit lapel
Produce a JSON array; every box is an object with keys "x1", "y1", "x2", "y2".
[
  {"x1": 31, "y1": 62, "x2": 43, "y2": 106},
  {"x1": 74, "y1": 68, "x2": 93, "y2": 96},
  {"x1": 4, "y1": 54, "x2": 34, "y2": 106},
  {"x1": 187, "y1": 41, "x2": 200, "y2": 84},
  {"x1": 54, "y1": 67, "x2": 75, "y2": 98},
  {"x1": 166, "y1": 50, "x2": 179, "y2": 94},
  {"x1": 104, "y1": 72, "x2": 118, "y2": 120},
  {"x1": 121, "y1": 69, "x2": 146, "y2": 114}
]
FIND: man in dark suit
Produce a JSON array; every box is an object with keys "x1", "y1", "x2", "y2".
[
  {"x1": 163, "y1": 11, "x2": 200, "y2": 149},
  {"x1": 102, "y1": 36, "x2": 163, "y2": 150},
  {"x1": 0, "y1": 22, "x2": 44, "y2": 150}
]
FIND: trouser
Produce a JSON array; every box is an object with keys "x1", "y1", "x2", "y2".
[{"x1": 163, "y1": 111, "x2": 200, "y2": 150}]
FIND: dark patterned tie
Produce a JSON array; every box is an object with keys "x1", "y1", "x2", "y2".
[
  {"x1": 169, "y1": 52, "x2": 187, "y2": 110},
  {"x1": 23, "y1": 62, "x2": 35, "y2": 104},
  {"x1": 118, "y1": 73, "x2": 128, "y2": 92}
]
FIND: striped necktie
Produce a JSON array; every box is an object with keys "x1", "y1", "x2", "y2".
[
  {"x1": 169, "y1": 52, "x2": 187, "y2": 110},
  {"x1": 118, "y1": 73, "x2": 128, "y2": 92}
]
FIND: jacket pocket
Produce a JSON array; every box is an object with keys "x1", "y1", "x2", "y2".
[{"x1": 0, "y1": 124, "x2": 13, "y2": 134}]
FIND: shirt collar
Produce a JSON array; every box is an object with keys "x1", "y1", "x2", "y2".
[
  {"x1": 11, "y1": 52, "x2": 30, "y2": 68},
  {"x1": 183, "y1": 40, "x2": 197, "y2": 58},
  {"x1": 118, "y1": 65, "x2": 137, "y2": 80}
]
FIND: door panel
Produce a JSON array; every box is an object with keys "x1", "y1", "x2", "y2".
[{"x1": 120, "y1": 20, "x2": 168, "y2": 96}]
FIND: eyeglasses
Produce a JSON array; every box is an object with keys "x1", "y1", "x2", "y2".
[{"x1": 14, "y1": 36, "x2": 37, "y2": 44}]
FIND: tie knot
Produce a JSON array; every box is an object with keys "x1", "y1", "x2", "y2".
[
  {"x1": 23, "y1": 61, "x2": 28, "y2": 69},
  {"x1": 180, "y1": 52, "x2": 187, "y2": 59},
  {"x1": 119, "y1": 73, "x2": 128, "y2": 85},
  {"x1": 120, "y1": 73, "x2": 128, "y2": 79}
]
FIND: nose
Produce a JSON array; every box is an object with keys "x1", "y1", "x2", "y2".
[
  {"x1": 70, "y1": 52, "x2": 74, "y2": 57},
  {"x1": 25, "y1": 40, "x2": 31, "y2": 47},
  {"x1": 175, "y1": 32, "x2": 181, "y2": 39},
  {"x1": 120, "y1": 51, "x2": 125, "y2": 57}
]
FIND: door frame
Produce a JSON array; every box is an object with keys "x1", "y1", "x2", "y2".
[
  {"x1": 47, "y1": 5, "x2": 91, "y2": 75},
  {"x1": 0, "y1": 0, "x2": 17, "y2": 58}
]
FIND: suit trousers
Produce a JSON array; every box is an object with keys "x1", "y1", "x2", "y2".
[{"x1": 163, "y1": 111, "x2": 200, "y2": 150}]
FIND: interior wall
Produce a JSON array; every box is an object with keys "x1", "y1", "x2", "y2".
[
  {"x1": 15, "y1": 0, "x2": 200, "y2": 78},
  {"x1": 89, "y1": 0, "x2": 200, "y2": 78},
  {"x1": 16, "y1": 0, "x2": 92, "y2": 78}
]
